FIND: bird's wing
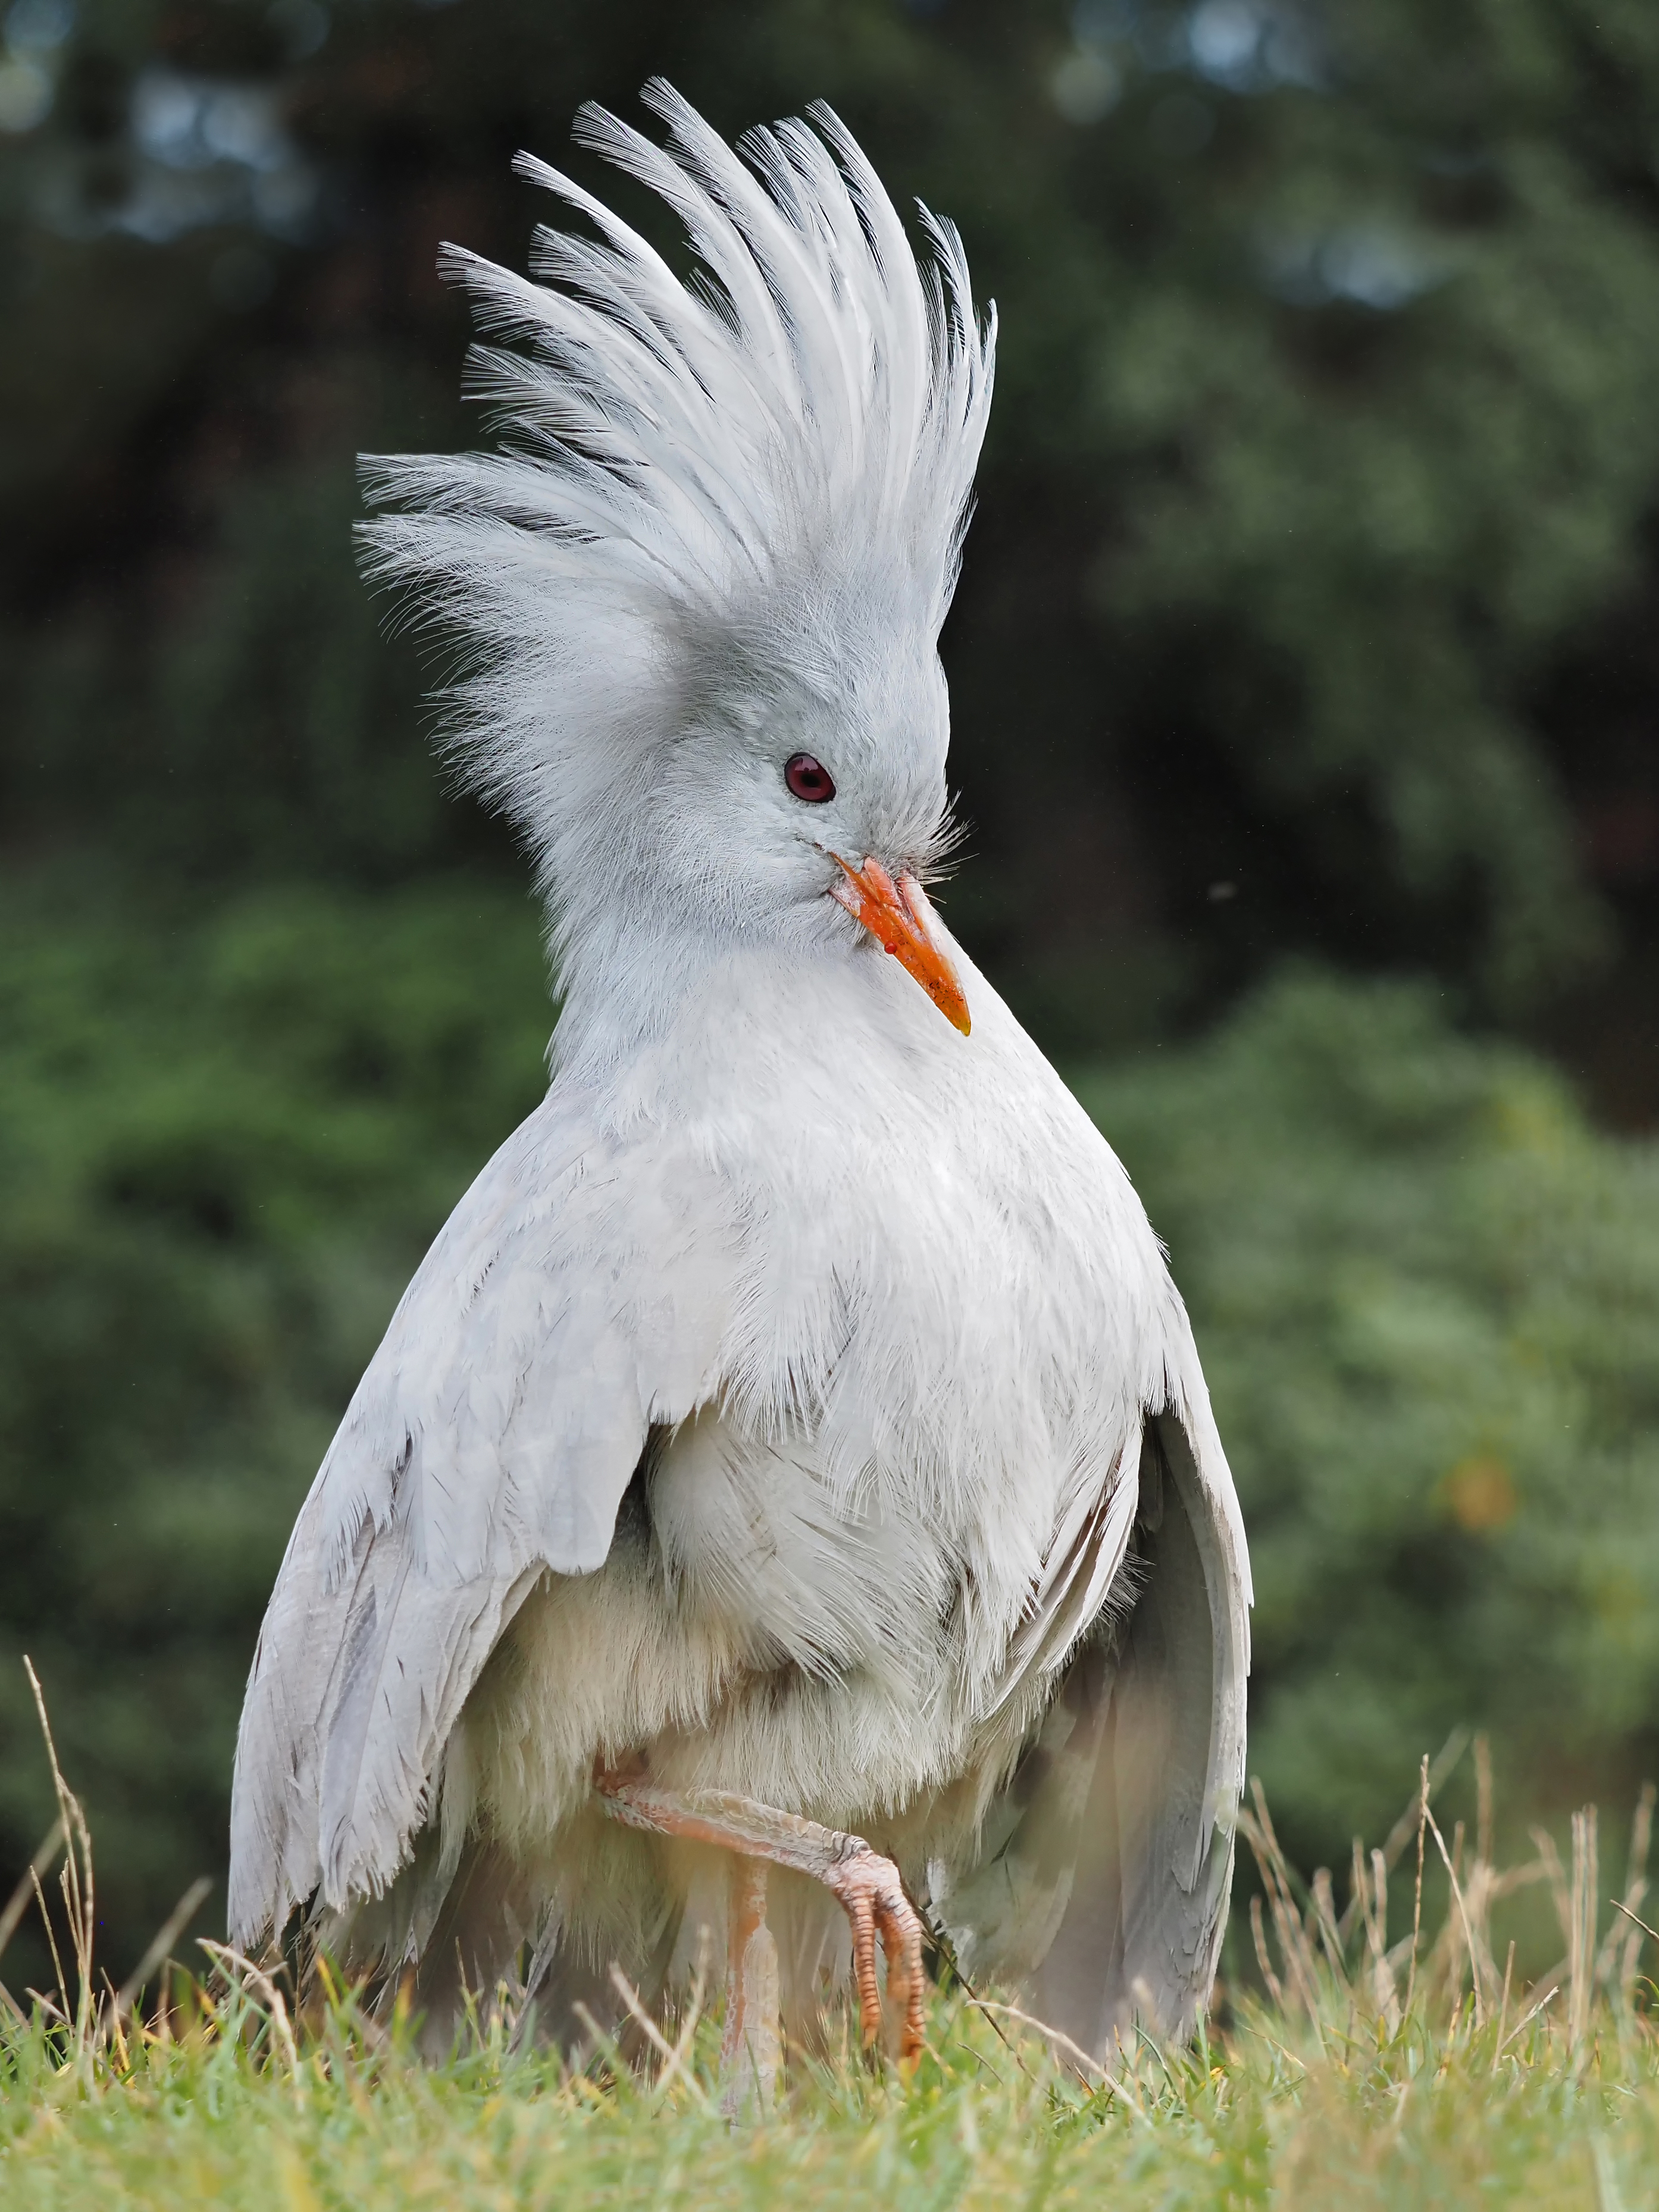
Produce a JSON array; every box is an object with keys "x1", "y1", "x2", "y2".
[
  {"x1": 228, "y1": 1089, "x2": 734, "y2": 1945},
  {"x1": 944, "y1": 1324, "x2": 1250, "y2": 2052}
]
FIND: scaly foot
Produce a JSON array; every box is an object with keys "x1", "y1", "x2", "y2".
[{"x1": 594, "y1": 1771, "x2": 926, "y2": 2061}]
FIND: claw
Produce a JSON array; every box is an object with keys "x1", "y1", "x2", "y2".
[{"x1": 825, "y1": 1843, "x2": 926, "y2": 2063}]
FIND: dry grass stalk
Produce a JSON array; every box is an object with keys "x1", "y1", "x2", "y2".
[
  {"x1": 198, "y1": 1941, "x2": 306, "y2": 2104},
  {"x1": 1569, "y1": 1808, "x2": 1598, "y2": 2061},
  {"x1": 1240, "y1": 1781, "x2": 1327, "y2": 2050},
  {"x1": 1404, "y1": 1754, "x2": 1429, "y2": 2018},
  {"x1": 115, "y1": 1877, "x2": 214, "y2": 2025},
  {"x1": 1423, "y1": 1799, "x2": 1486, "y2": 2027},
  {"x1": 1237, "y1": 1738, "x2": 1651, "y2": 2070},
  {"x1": 5, "y1": 1660, "x2": 214, "y2": 2070},
  {"x1": 23, "y1": 1655, "x2": 98, "y2": 2067},
  {"x1": 1598, "y1": 1785, "x2": 1655, "y2": 2018},
  {"x1": 605, "y1": 1960, "x2": 714, "y2": 2112},
  {"x1": 1335, "y1": 1729, "x2": 1470, "y2": 1947},
  {"x1": 0, "y1": 1819, "x2": 66, "y2": 1973}
]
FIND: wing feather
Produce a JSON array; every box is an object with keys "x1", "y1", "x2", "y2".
[
  {"x1": 228, "y1": 1089, "x2": 734, "y2": 1943},
  {"x1": 944, "y1": 1318, "x2": 1251, "y2": 2053}
]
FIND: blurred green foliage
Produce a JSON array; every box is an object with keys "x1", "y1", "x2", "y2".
[{"x1": 3, "y1": 0, "x2": 1659, "y2": 1973}]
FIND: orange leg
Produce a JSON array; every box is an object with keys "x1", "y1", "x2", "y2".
[
  {"x1": 596, "y1": 1774, "x2": 926, "y2": 2062},
  {"x1": 718, "y1": 1855, "x2": 780, "y2": 2114}
]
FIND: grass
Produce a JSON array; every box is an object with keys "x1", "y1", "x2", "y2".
[
  {"x1": 4, "y1": 1678, "x2": 1659, "y2": 2208},
  {"x1": 5, "y1": 1947, "x2": 1657, "y2": 2210}
]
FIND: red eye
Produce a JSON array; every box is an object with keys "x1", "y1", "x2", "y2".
[{"x1": 784, "y1": 752, "x2": 835, "y2": 804}]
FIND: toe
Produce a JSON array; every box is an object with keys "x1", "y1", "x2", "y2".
[{"x1": 875, "y1": 1891, "x2": 926, "y2": 2064}]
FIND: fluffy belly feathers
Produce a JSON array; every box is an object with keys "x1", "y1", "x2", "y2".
[{"x1": 449, "y1": 1401, "x2": 1063, "y2": 1862}]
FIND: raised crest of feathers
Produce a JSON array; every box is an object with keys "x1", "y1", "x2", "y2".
[{"x1": 356, "y1": 80, "x2": 996, "y2": 894}]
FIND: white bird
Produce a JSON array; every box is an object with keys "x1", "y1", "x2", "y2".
[{"x1": 229, "y1": 82, "x2": 1250, "y2": 2081}]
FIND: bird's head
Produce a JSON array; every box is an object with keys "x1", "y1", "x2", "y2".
[{"x1": 359, "y1": 83, "x2": 993, "y2": 1060}]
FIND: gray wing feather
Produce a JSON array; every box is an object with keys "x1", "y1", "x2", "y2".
[
  {"x1": 947, "y1": 1327, "x2": 1251, "y2": 2053},
  {"x1": 1026, "y1": 1406, "x2": 1244, "y2": 2049},
  {"x1": 228, "y1": 1089, "x2": 734, "y2": 1944},
  {"x1": 987, "y1": 1428, "x2": 1141, "y2": 1715}
]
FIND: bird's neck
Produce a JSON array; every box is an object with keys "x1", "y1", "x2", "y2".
[
  {"x1": 547, "y1": 896, "x2": 975, "y2": 1144},
  {"x1": 548, "y1": 908, "x2": 778, "y2": 1090}
]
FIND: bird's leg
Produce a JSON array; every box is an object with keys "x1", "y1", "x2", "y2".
[
  {"x1": 717, "y1": 1854, "x2": 780, "y2": 2116},
  {"x1": 594, "y1": 1772, "x2": 926, "y2": 2062}
]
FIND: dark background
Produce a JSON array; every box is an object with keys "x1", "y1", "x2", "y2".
[{"x1": 4, "y1": 0, "x2": 1659, "y2": 1988}]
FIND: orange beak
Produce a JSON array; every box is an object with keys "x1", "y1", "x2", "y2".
[{"x1": 829, "y1": 854, "x2": 971, "y2": 1036}]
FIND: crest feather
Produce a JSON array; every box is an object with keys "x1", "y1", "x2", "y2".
[{"x1": 357, "y1": 82, "x2": 996, "y2": 883}]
